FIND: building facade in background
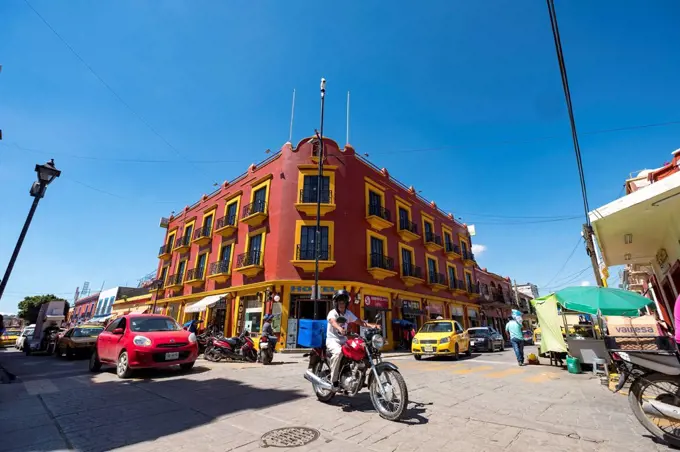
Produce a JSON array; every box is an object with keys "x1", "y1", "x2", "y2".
[
  {"x1": 590, "y1": 148, "x2": 680, "y2": 328},
  {"x1": 151, "y1": 137, "x2": 517, "y2": 350},
  {"x1": 91, "y1": 286, "x2": 149, "y2": 323},
  {"x1": 72, "y1": 292, "x2": 100, "y2": 323},
  {"x1": 516, "y1": 283, "x2": 539, "y2": 300}
]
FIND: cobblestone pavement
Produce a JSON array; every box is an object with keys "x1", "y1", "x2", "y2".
[{"x1": 0, "y1": 346, "x2": 671, "y2": 451}]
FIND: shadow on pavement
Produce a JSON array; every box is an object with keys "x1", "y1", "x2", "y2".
[{"x1": 332, "y1": 393, "x2": 429, "y2": 425}]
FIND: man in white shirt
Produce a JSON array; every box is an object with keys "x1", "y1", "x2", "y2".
[{"x1": 326, "y1": 290, "x2": 367, "y2": 388}]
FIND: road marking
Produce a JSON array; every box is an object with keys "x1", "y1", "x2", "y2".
[
  {"x1": 24, "y1": 378, "x2": 59, "y2": 395},
  {"x1": 483, "y1": 368, "x2": 526, "y2": 378},
  {"x1": 451, "y1": 366, "x2": 494, "y2": 375},
  {"x1": 524, "y1": 372, "x2": 561, "y2": 383}
]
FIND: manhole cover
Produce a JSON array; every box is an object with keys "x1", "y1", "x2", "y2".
[{"x1": 260, "y1": 427, "x2": 320, "y2": 448}]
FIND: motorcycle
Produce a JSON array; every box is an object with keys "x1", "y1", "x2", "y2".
[
  {"x1": 303, "y1": 314, "x2": 408, "y2": 421},
  {"x1": 205, "y1": 330, "x2": 257, "y2": 363},
  {"x1": 610, "y1": 337, "x2": 680, "y2": 447},
  {"x1": 259, "y1": 334, "x2": 277, "y2": 365}
]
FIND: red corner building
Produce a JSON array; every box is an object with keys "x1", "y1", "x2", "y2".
[{"x1": 151, "y1": 137, "x2": 515, "y2": 351}]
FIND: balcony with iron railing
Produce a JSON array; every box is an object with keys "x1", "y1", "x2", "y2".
[
  {"x1": 424, "y1": 231, "x2": 444, "y2": 252},
  {"x1": 428, "y1": 271, "x2": 447, "y2": 291},
  {"x1": 295, "y1": 188, "x2": 335, "y2": 216},
  {"x1": 158, "y1": 243, "x2": 173, "y2": 260},
  {"x1": 367, "y1": 253, "x2": 396, "y2": 281},
  {"x1": 173, "y1": 235, "x2": 191, "y2": 253},
  {"x1": 366, "y1": 203, "x2": 393, "y2": 231},
  {"x1": 192, "y1": 225, "x2": 212, "y2": 246},
  {"x1": 445, "y1": 242, "x2": 461, "y2": 259},
  {"x1": 235, "y1": 250, "x2": 264, "y2": 277},
  {"x1": 207, "y1": 260, "x2": 231, "y2": 283},
  {"x1": 466, "y1": 282, "x2": 481, "y2": 298},
  {"x1": 401, "y1": 262, "x2": 424, "y2": 287},
  {"x1": 185, "y1": 267, "x2": 206, "y2": 287},
  {"x1": 164, "y1": 273, "x2": 183, "y2": 290},
  {"x1": 451, "y1": 278, "x2": 466, "y2": 294},
  {"x1": 241, "y1": 200, "x2": 268, "y2": 227},
  {"x1": 397, "y1": 218, "x2": 420, "y2": 242},
  {"x1": 214, "y1": 214, "x2": 237, "y2": 237},
  {"x1": 462, "y1": 249, "x2": 476, "y2": 266},
  {"x1": 292, "y1": 244, "x2": 335, "y2": 272}
]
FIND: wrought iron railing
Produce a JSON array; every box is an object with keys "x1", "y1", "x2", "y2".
[
  {"x1": 429, "y1": 272, "x2": 446, "y2": 285},
  {"x1": 242, "y1": 200, "x2": 267, "y2": 218},
  {"x1": 215, "y1": 214, "x2": 237, "y2": 230},
  {"x1": 462, "y1": 250, "x2": 476, "y2": 261},
  {"x1": 368, "y1": 204, "x2": 391, "y2": 221},
  {"x1": 402, "y1": 263, "x2": 422, "y2": 279},
  {"x1": 236, "y1": 251, "x2": 262, "y2": 268},
  {"x1": 174, "y1": 235, "x2": 190, "y2": 248},
  {"x1": 185, "y1": 267, "x2": 205, "y2": 281},
  {"x1": 158, "y1": 243, "x2": 172, "y2": 256},
  {"x1": 399, "y1": 218, "x2": 418, "y2": 234},
  {"x1": 209, "y1": 260, "x2": 231, "y2": 276},
  {"x1": 425, "y1": 232, "x2": 443, "y2": 246},
  {"x1": 193, "y1": 225, "x2": 211, "y2": 241},
  {"x1": 445, "y1": 242, "x2": 460, "y2": 254},
  {"x1": 296, "y1": 244, "x2": 331, "y2": 261},
  {"x1": 299, "y1": 188, "x2": 332, "y2": 204},
  {"x1": 370, "y1": 253, "x2": 394, "y2": 270},
  {"x1": 165, "y1": 273, "x2": 182, "y2": 287}
]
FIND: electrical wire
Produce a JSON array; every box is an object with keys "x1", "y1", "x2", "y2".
[
  {"x1": 63, "y1": 176, "x2": 179, "y2": 204},
  {"x1": 546, "y1": 0, "x2": 590, "y2": 225},
  {"x1": 22, "y1": 0, "x2": 203, "y2": 173},
  {"x1": 541, "y1": 266, "x2": 591, "y2": 292},
  {"x1": 540, "y1": 237, "x2": 584, "y2": 288}
]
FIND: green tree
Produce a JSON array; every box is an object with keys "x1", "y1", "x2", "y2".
[{"x1": 17, "y1": 294, "x2": 70, "y2": 324}]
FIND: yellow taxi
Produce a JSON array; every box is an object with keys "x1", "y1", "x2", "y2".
[
  {"x1": 1, "y1": 328, "x2": 22, "y2": 347},
  {"x1": 411, "y1": 319, "x2": 471, "y2": 360}
]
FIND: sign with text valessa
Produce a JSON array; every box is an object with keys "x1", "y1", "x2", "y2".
[
  {"x1": 364, "y1": 295, "x2": 389, "y2": 310},
  {"x1": 605, "y1": 315, "x2": 660, "y2": 337}
]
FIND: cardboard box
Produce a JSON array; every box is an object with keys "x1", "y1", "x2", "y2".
[{"x1": 605, "y1": 315, "x2": 661, "y2": 337}]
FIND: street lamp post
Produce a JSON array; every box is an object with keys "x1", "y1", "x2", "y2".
[
  {"x1": 152, "y1": 278, "x2": 164, "y2": 314},
  {"x1": 312, "y1": 78, "x2": 326, "y2": 320},
  {"x1": 0, "y1": 159, "x2": 61, "y2": 300}
]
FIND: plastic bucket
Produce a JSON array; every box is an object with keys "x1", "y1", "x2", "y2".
[{"x1": 566, "y1": 355, "x2": 581, "y2": 374}]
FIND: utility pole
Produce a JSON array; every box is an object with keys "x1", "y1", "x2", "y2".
[
  {"x1": 312, "y1": 78, "x2": 327, "y2": 320},
  {"x1": 583, "y1": 224, "x2": 604, "y2": 287}
]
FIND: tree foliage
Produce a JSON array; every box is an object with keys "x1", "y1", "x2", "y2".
[{"x1": 17, "y1": 294, "x2": 70, "y2": 324}]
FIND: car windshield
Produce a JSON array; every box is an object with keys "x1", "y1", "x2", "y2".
[
  {"x1": 420, "y1": 322, "x2": 452, "y2": 333},
  {"x1": 130, "y1": 317, "x2": 181, "y2": 333},
  {"x1": 73, "y1": 327, "x2": 103, "y2": 337},
  {"x1": 468, "y1": 329, "x2": 490, "y2": 337}
]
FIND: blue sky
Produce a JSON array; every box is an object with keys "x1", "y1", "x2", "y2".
[{"x1": 1, "y1": 0, "x2": 679, "y2": 313}]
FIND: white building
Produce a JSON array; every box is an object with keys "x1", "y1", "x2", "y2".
[{"x1": 516, "y1": 283, "x2": 539, "y2": 300}]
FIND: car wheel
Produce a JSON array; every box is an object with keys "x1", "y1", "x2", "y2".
[
  {"x1": 54, "y1": 346, "x2": 62, "y2": 358},
  {"x1": 414, "y1": 354, "x2": 422, "y2": 361},
  {"x1": 500, "y1": 343, "x2": 505, "y2": 352},
  {"x1": 465, "y1": 343, "x2": 472, "y2": 357},
  {"x1": 453, "y1": 344, "x2": 460, "y2": 361},
  {"x1": 116, "y1": 351, "x2": 132, "y2": 379},
  {"x1": 89, "y1": 350, "x2": 102, "y2": 372},
  {"x1": 180, "y1": 362, "x2": 195, "y2": 372},
  {"x1": 66, "y1": 347, "x2": 74, "y2": 360}
]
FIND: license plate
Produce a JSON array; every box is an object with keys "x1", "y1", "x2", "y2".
[
  {"x1": 470, "y1": 340, "x2": 476, "y2": 345},
  {"x1": 260, "y1": 342, "x2": 269, "y2": 348},
  {"x1": 423, "y1": 346, "x2": 433, "y2": 352},
  {"x1": 165, "y1": 352, "x2": 179, "y2": 360}
]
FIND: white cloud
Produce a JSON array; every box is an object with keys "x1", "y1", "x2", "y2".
[
  {"x1": 580, "y1": 281, "x2": 591, "y2": 286},
  {"x1": 471, "y1": 244, "x2": 487, "y2": 256}
]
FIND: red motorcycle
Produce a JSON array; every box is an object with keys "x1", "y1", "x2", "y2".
[
  {"x1": 205, "y1": 330, "x2": 257, "y2": 362},
  {"x1": 304, "y1": 315, "x2": 408, "y2": 421}
]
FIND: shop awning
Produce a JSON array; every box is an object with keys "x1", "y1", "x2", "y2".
[
  {"x1": 130, "y1": 306, "x2": 149, "y2": 314},
  {"x1": 184, "y1": 295, "x2": 224, "y2": 313}
]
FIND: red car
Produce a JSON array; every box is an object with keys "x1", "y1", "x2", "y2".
[{"x1": 89, "y1": 314, "x2": 198, "y2": 378}]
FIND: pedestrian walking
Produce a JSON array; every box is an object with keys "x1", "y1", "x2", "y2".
[{"x1": 505, "y1": 316, "x2": 525, "y2": 366}]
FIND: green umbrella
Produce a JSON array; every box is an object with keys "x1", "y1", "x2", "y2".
[{"x1": 553, "y1": 286, "x2": 654, "y2": 316}]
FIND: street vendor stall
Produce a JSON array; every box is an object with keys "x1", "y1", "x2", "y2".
[{"x1": 532, "y1": 287, "x2": 655, "y2": 365}]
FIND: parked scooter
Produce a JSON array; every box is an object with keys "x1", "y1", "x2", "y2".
[
  {"x1": 205, "y1": 330, "x2": 257, "y2": 362},
  {"x1": 259, "y1": 334, "x2": 277, "y2": 365}
]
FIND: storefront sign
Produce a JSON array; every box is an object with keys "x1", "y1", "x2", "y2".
[
  {"x1": 450, "y1": 306, "x2": 464, "y2": 317},
  {"x1": 364, "y1": 295, "x2": 389, "y2": 310},
  {"x1": 402, "y1": 300, "x2": 425, "y2": 316},
  {"x1": 236, "y1": 300, "x2": 245, "y2": 330},
  {"x1": 428, "y1": 303, "x2": 443, "y2": 315},
  {"x1": 289, "y1": 285, "x2": 336, "y2": 294}
]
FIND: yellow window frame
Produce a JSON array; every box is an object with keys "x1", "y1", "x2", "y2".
[
  {"x1": 364, "y1": 177, "x2": 387, "y2": 216},
  {"x1": 249, "y1": 175, "x2": 273, "y2": 211},
  {"x1": 394, "y1": 195, "x2": 413, "y2": 223},
  {"x1": 223, "y1": 191, "x2": 243, "y2": 220},
  {"x1": 446, "y1": 263, "x2": 458, "y2": 285},
  {"x1": 459, "y1": 235, "x2": 470, "y2": 255},
  {"x1": 293, "y1": 220, "x2": 335, "y2": 261},
  {"x1": 202, "y1": 208, "x2": 216, "y2": 231},
  {"x1": 183, "y1": 219, "x2": 196, "y2": 240},
  {"x1": 176, "y1": 258, "x2": 188, "y2": 280},
  {"x1": 366, "y1": 230, "x2": 389, "y2": 267},
  {"x1": 421, "y1": 211, "x2": 435, "y2": 242},
  {"x1": 397, "y1": 242, "x2": 416, "y2": 275},
  {"x1": 219, "y1": 238, "x2": 236, "y2": 267},
  {"x1": 243, "y1": 226, "x2": 267, "y2": 266},
  {"x1": 167, "y1": 229, "x2": 177, "y2": 246},
  {"x1": 425, "y1": 253, "x2": 440, "y2": 281},
  {"x1": 464, "y1": 269, "x2": 474, "y2": 289},
  {"x1": 442, "y1": 225, "x2": 453, "y2": 246},
  {"x1": 297, "y1": 165, "x2": 337, "y2": 203}
]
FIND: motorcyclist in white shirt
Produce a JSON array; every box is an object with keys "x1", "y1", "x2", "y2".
[{"x1": 326, "y1": 290, "x2": 374, "y2": 389}]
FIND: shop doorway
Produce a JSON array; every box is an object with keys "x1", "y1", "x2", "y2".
[{"x1": 286, "y1": 295, "x2": 331, "y2": 349}]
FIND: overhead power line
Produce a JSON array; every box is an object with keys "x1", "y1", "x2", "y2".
[
  {"x1": 23, "y1": 0, "x2": 202, "y2": 172},
  {"x1": 540, "y1": 236, "x2": 584, "y2": 288}
]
